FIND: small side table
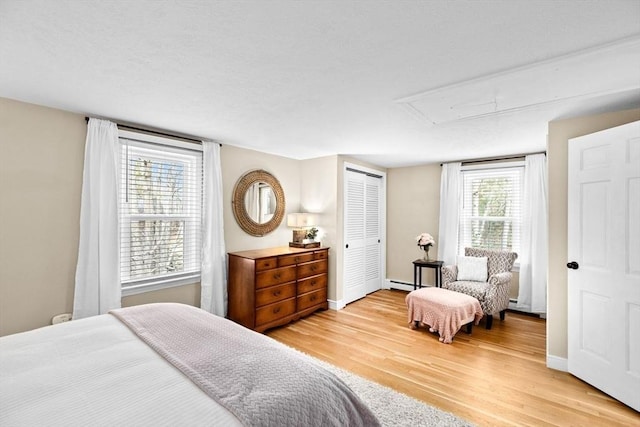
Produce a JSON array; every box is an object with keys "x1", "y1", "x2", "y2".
[{"x1": 413, "y1": 259, "x2": 444, "y2": 290}]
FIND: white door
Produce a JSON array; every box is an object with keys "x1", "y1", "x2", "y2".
[
  {"x1": 343, "y1": 168, "x2": 383, "y2": 304},
  {"x1": 365, "y1": 175, "x2": 382, "y2": 294},
  {"x1": 344, "y1": 170, "x2": 366, "y2": 304},
  {"x1": 567, "y1": 120, "x2": 640, "y2": 412}
]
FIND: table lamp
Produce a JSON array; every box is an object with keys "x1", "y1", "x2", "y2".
[{"x1": 287, "y1": 213, "x2": 319, "y2": 248}]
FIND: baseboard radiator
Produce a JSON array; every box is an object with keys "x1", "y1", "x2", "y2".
[
  {"x1": 387, "y1": 279, "x2": 416, "y2": 292},
  {"x1": 509, "y1": 298, "x2": 546, "y2": 318}
]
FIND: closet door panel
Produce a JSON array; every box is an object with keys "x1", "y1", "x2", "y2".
[
  {"x1": 365, "y1": 175, "x2": 382, "y2": 294},
  {"x1": 344, "y1": 170, "x2": 367, "y2": 304}
]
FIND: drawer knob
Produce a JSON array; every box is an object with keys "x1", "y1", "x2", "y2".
[
  {"x1": 273, "y1": 290, "x2": 281, "y2": 296},
  {"x1": 273, "y1": 307, "x2": 281, "y2": 314},
  {"x1": 310, "y1": 281, "x2": 316, "y2": 286},
  {"x1": 310, "y1": 296, "x2": 316, "y2": 301},
  {"x1": 274, "y1": 273, "x2": 281, "y2": 279}
]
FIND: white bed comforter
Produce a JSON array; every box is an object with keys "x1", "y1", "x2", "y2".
[
  {"x1": 0, "y1": 303, "x2": 379, "y2": 427},
  {"x1": 0, "y1": 312, "x2": 242, "y2": 427}
]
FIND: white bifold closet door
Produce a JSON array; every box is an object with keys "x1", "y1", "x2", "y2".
[{"x1": 343, "y1": 169, "x2": 383, "y2": 305}]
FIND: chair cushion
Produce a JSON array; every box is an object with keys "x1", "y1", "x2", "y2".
[
  {"x1": 445, "y1": 281, "x2": 491, "y2": 302},
  {"x1": 465, "y1": 248, "x2": 517, "y2": 277},
  {"x1": 456, "y1": 255, "x2": 488, "y2": 282}
]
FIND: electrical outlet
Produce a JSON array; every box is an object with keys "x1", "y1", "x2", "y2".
[{"x1": 52, "y1": 313, "x2": 72, "y2": 325}]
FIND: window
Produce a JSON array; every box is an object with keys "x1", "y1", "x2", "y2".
[
  {"x1": 459, "y1": 163, "x2": 523, "y2": 256},
  {"x1": 119, "y1": 132, "x2": 203, "y2": 293}
]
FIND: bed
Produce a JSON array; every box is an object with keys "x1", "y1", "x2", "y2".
[{"x1": 0, "y1": 303, "x2": 379, "y2": 426}]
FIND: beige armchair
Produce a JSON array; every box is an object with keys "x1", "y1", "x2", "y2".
[{"x1": 442, "y1": 248, "x2": 517, "y2": 329}]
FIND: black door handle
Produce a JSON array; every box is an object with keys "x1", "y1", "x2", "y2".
[
  {"x1": 345, "y1": 244, "x2": 349, "y2": 248},
  {"x1": 567, "y1": 261, "x2": 579, "y2": 270}
]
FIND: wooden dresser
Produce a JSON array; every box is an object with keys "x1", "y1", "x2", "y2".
[{"x1": 227, "y1": 246, "x2": 329, "y2": 332}]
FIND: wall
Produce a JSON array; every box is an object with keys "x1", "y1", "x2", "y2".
[
  {"x1": 224, "y1": 152, "x2": 387, "y2": 306},
  {"x1": 298, "y1": 154, "x2": 388, "y2": 304},
  {"x1": 221, "y1": 144, "x2": 301, "y2": 253},
  {"x1": 385, "y1": 163, "x2": 522, "y2": 300},
  {"x1": 6, "y1": 96, "x2": 637, "y2": 360},
  {"x1": 386, "y1": 164, "x2": 441, "y2": 286},
  {"x1": 547, "y1": 107, "x2": 640, "y2": 362},
  {"x1": 300, "y1": 155, "x2": 339, "y2": 300},
  {"x1": 0, "y1": 98, "x2": 85, "y2": 335},
  {"x1": 0, "y1": 97, "x2": 304, "y2": 336}
]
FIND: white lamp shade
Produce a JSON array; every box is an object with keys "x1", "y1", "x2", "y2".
[{"x1": 287, "y1": 213, "x2": 316, "y2": 228}]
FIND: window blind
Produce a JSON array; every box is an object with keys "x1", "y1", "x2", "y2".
[
  {"x1": 459, "y1": 166, "x2": 523, "y2": 254},
  {"x1": 119, "y1": 138, "x2": 203, "y2": 287}
]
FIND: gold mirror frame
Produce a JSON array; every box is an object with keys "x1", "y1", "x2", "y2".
[{"x1": 232, "y1": 169, "x2": 286, "y2": 236}]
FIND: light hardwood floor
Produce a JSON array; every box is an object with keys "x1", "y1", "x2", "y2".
[{"x1": 266, "y1": 289, "x2": 639, "y2": 426}]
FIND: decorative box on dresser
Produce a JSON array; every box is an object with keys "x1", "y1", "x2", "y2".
[{"x1": 227, "y1": 246, "x2": 329, "y2": 332}]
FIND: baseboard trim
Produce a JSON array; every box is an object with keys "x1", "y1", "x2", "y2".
[
  {"x1": 547, "y1": 354, "x2": 568, "y2": 372},
  {"x1": 328, "y1": 298, "x2": 345, "y2": 310}
]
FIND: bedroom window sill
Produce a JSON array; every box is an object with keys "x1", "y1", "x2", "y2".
[{"x1": 122, "y1": 273, "x2": 201, "y2": 297}]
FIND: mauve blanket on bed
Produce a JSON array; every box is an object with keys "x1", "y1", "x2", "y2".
[{"x1": 110, "y1": 303, "x2": 380, "y2": 427}]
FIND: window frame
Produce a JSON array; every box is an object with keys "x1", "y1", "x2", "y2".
[
  {"x1": 458, "y1": 161, "x2": 524, "y2": 268},
  {"x1": 118, "y1": 130, "x2": 203, "y2": 296}
]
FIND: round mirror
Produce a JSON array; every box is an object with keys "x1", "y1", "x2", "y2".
[
  {"x1": 243, "y1": 182, "x2": 276, "y2": 224},
  {"x1": 232, "y1": 170, "x2": 285, "y2": 236}
]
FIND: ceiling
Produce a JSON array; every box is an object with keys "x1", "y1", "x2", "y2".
[{"x1": 1, "y1": 0, "x2": 639, "y2": 168}]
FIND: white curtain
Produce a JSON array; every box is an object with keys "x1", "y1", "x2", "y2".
[
  {"x1": 73, "y1": 118, "x2": 121, "y2": 320},
  {"x1": 245, "y1": 183, "x2": 259, "y2": 222},
  {"x1": 517, "y1": 154, "x2": 548, "y2": 313},
  {"x1": 200, "y1": 141, "x2": 227, "y2": 316},
  {"x1": 437, "y1": 162, "x2": 462, "y2": 266}
]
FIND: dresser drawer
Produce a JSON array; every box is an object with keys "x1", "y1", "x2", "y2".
[
  {"x1": 297, "y1": 288, "x2": 327, "y2": 311},
  {"x1": 314, "y1": 250, "x2": 328, "y2": 260},
  {"x1": 297, "y1": 274, "x2": 327, "y2": 294},
  {"x1": 255, "y1": 283, "x2": 296, "y2": 307},
  {"x1": 278, "y1": 253, "x2": 314, "y2": 267},
  {"x1": 297, "y1": 259, "x2": 327, "y2": 278},
  {"x1": 256, "y1": 266, "x2": 296, "y2": 289},
  {"x1": 256, "y1": 298, "x2": 296, "y2": 326},
  {"x1": 256, "y1": 257, "x2": 278, "y2": 271}
]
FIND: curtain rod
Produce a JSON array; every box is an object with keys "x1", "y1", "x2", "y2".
[
  {"x1": 84, "y1": 116, "x2": 221, "y2": 146},
  {"x1": 440, "y1": 151, "x2": 546, "y2": 166}
]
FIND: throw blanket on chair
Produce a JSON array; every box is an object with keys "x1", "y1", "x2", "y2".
[{"x1": 110, "y1": 303, "x2": 379, "y2": 427}]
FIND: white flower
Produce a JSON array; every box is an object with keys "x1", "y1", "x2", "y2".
[
  {"x1": 416, "y1": 233, "x2": 436, "y2": 249},
  {"x1": 415, "y1": 232, "x2": 435, "y2": 247}
]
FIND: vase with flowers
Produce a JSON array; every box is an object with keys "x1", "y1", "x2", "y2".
[{"x1": 416, "y1": 232, "x2": 435, "y2": 261}]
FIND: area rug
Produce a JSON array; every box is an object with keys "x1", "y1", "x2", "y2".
[{"x1": 312, "y1": 358, "x2": 474, "y2": 427}]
